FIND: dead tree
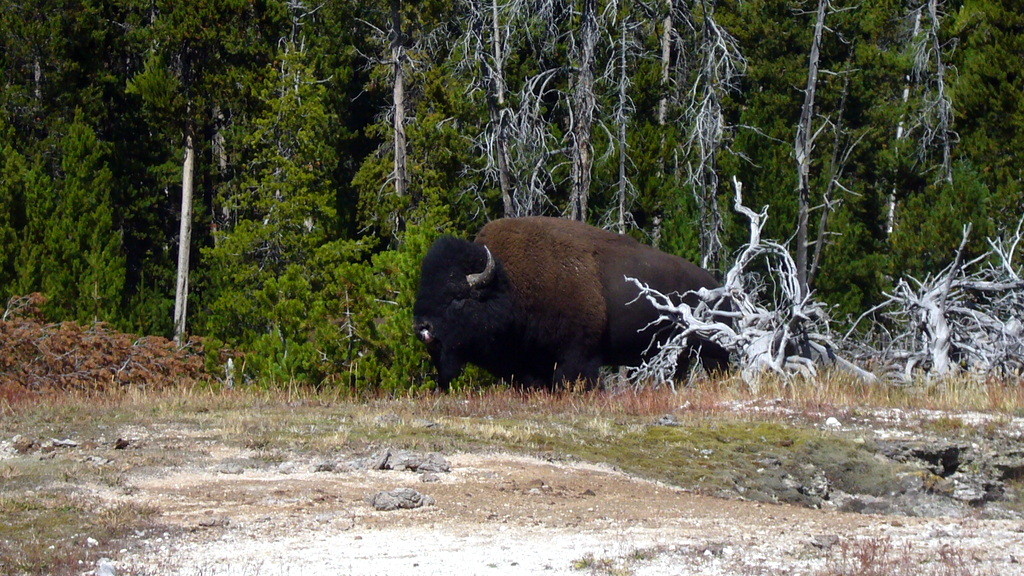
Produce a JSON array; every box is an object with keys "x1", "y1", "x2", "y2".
[
  {"x1": 849, "y1": 220, "x2": 1024, "y2": 381},
  {"x1": 567, "y1": 0, "x2": 599, "y2": 222},
  {"x1": 794, "y1": 0, "x2": 828, "y2": 299},
  {"x1": 173, "y1": 128, "x2": 195, "y2": 344},
  {"x1": 601, "y1": 8, "x2": 642, "y2": 233},
  {"x1": 888, "y1": 0, "x2": 956, "y2": 234},
  {"x1": 390, "y1": 0, "x2": 409, "y2": 205},
  {"x1": 910, "y1": 0, "x2": 956, "y2": 183},
  {"x1": 458, "y1": 0, "x2": 517, "y2": 215},
  {"x1": 457, "y1": 0, "x2": 564, "y2": 217},
  {"x1": 628, "y1": 177, "x2": 876, "y2": 389},
  {"x1": 504, "y1": 70, "x2": 563, "y2": 216},
  {"x1": 684, "y1": 0, "x2": 744, "y2": 273}
]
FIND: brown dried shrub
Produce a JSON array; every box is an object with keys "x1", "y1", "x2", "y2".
[{"x1": 1, "y1": 294, "x2": 217, "y2": 392}]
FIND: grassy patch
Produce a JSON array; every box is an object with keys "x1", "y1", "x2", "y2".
[{"x1": 0, "y1": 493, "x2": 160, "y2": 576}]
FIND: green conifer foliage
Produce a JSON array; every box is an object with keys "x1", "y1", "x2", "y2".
[
  {"x1": 0, "y1": 120, "x2": 28, "y2": 297},
  {"x1": 952, "y1": 0, "x2": 1024, "y2": 223},
  {"x1": 15, "y1": 115, "x2": 125, "y2": 323},
  {"x1": 202, "y1": 38, "x2": 340, "y2": 383}
]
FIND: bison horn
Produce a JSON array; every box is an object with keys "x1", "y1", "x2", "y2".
[{"x1": 466, "y1": 246, "x2": 495, "y2": 288}]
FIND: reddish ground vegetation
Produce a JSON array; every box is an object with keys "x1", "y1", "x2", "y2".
[{"x1": 1, "y1": 294, "x2": 216, "y2": 392}]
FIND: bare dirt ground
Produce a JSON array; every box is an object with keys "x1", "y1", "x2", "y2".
[{"x1": 95, "y1": 445, "x2": 1024, "y2": 576}]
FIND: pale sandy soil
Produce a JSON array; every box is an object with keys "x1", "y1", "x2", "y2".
[{"x1": 99, "y1": 451, "x2": 1024, "y2": 576}]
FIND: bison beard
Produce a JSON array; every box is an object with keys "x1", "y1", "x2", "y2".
[{"x1": 413, "y1": 217, "x2": 729, "y2": 390}]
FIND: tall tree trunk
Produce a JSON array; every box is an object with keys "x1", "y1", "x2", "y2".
[
  {"x1": 795, "y1": 0, "x2": 826, "y2": 299},
  {"x1": 888, "y1": 6, "x2": 923, "y2": 237},
  {"x1": 690, "y1": 4, "x2": 743, "y2": 275},
  {"x1": 391, "y1": 0, "x2": 409, "y2": 208},
  {"x1": 568, "y1": 0, "x2": 597, "y2": 222},
  {"x1": 616, "y1": 17, "x2": 630, "y2": 234},
  {"x1": 657, "y1": 3, "x2": 673, "y2": 129},
  {"x1": 487, "y1": 0, "x2": 514, "y2": 216},
  {"x1": 33, "y1": 58, "x2": 42, "y2": 100},
  {"x1": 173, "y1": 129, "x2": 195, "y2": 344}
]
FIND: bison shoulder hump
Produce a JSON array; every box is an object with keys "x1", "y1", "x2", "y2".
[{"x1": 475, "y1": 217, "x2": 607, "y2": 333}]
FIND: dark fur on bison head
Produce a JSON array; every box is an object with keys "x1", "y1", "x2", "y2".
[
  {"x1": 414, "y1": 217, "x2": 729, "y2": 391},
  {"x1": 413, "y1": 236, "x2": 520, "y2": 389}
]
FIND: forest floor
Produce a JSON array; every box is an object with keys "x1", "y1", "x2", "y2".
[{"x1": 3, "y1": 386, "x2": 1024, "y2": 576}]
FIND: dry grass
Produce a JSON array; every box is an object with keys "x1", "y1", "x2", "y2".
[
  {"x1": 2, "y1": 370, "x2": 1022, "y2": 422},
  {"x1": 818, "y1": 537, "x2": 990, "y2": 576}
]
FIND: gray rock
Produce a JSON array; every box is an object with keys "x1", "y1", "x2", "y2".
[
  {"x1": 809, "y1": 534, "x2": 840, "y2": 550},
  {"x1": 368, "y1": 488, "x2": 435, "y2": 511},
  {"x1": 313, "y1": 461, "x2": 337, "y2": 473},
  {"x1": 877, "y1": 439, "x2": 965, "y2": 477},
  {"x1": 950, "y1": 471, "x2": 1002, "y2": 504},
  {"x1": 356, "y1": 449, "x2": 451, "y2": 473},
  {"x1": 990, "y1": 451, "x2": 1024, "y2": 480},
  {"x1": 834, "y1": 493, "x2": 894, "y2": 515},
  {"x1": 95, "y1": 558, "x2": 117, "y2": 576},
  {"x1": 363, "y1": 450, "x2": 392, "y2": 470},
  {"x1": 196, "y1": 515, "x2": 230, "y2": 527},
  {"x1": 801, "y1": 470, "x2": 831, "y2": 500},
  {"x1": 385, "y1": 450, "x2": 422, "y2": 471},
  {"x1": 654, "y1": 414, "x2": 680, "y2": 427},
  {"x1": 415, "y1": 452, "x2": 452, "y2": 473},
  {"x1": 218, "y1": 462, "x2": 245, "y2": 475}
]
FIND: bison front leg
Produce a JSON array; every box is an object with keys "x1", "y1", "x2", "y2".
[
  {"x1": 553, "y1": 353, "x2": 601, "y2": 390},
  {"x1": 431, "y1": 349, "x2": 465, "y2": 392}
]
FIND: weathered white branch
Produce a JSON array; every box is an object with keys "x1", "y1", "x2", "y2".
[{"x1": 627, "y1": 177, "x2": 876, "y2": 389}]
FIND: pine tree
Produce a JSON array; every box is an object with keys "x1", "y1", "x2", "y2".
[
  {"x1": 0, "y1": 119, "x2": 29, "y2": 298},
  {"x1": 125, "y1": 0, "x2": 284, "y2": 341},
  {"x1": 952, "y1": 0, "x2": 1024, "y2": 224},
  {"x1": 14, "y1": 115, "x2": 125, "y2": 323},
  {"x1": 202, "y1": 16, "x2": 339, "y2": 380}
]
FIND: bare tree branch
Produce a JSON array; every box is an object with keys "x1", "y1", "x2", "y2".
[
  {"x1": 628, "y1": 177, "x2": 876, "y2": 389},
  {"x1": 683, "y1": 1, "x2": 745, "y2": 273}
]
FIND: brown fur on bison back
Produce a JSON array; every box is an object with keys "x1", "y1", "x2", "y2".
[
  {"x1": 474, "y1": 217, "x2": 718, "y2": 367},
  {"x1": 474, "y1": 217, "x2": 608, "y2": 356}
]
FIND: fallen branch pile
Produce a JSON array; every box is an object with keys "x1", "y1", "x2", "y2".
[
  {"x1": 628, "y1": 178, "x2": 874, "y2": 388},
  {"x1": 848, "y1": 219, "x2": 1024, "y2": 381},
  {"x1": 628, "y1": 178, "x2": 1023, "y2": 388}
]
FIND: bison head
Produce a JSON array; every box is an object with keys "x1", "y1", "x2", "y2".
[{"x1": 413, "y1": 236, "x2": 514, "y2": 389}]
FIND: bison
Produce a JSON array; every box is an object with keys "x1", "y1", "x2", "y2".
[{"x1": 413, "y1": 216, "x2": 729, "y2": 390}]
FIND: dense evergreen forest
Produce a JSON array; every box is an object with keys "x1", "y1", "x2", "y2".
[{"x1": 1, "y1": 0, "x2": 1021, "y2": 390}]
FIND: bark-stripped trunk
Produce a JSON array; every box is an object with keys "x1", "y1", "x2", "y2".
[
  {"x1": 888, "y1": 7, "x2": 923, "y2": 237},
  {"x1": 689, "y1": 3, "x2": 743, "y2": 274},
  {"x1": 391, "y1": 0, "x2": 409, "y2": 205},
  {"x1": 615, "y1": 17, "x2": 631, "y2": 234},
  {"x1": 918, "y1": 0, "x2": 954, "y2": 182},
  {"x1": 173, "y1": 128, "x2": 196, "y2": 344},
  {"x1": 657, "y1": 3, "x2": 673, "y2": 128},
  {"x1": 568, "y1": 0, "x2": 597, "y2": 222},
  {"x1": 795, "y1": 0, "x2": 826, "y2": 299},
  {"x1": 487, "y1": 0, "x2": 513, "y2": 216}
]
